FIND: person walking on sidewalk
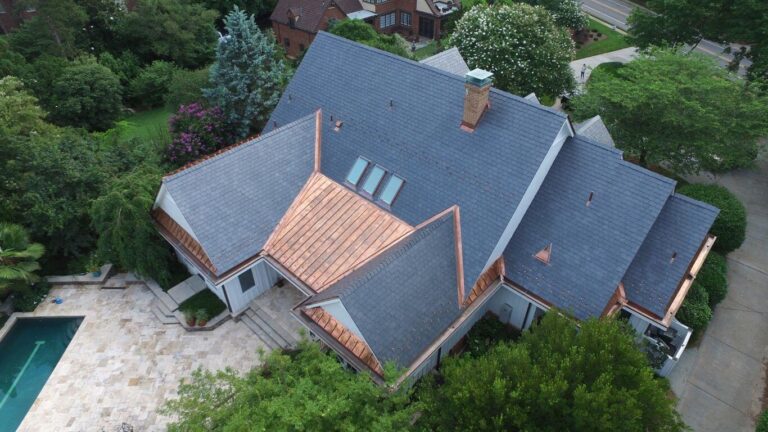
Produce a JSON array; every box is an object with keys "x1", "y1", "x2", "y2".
[{"x1": 580, "y1": 63, "x2": 587, "y2": 81}]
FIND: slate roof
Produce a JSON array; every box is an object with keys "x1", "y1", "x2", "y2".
[
  {"x1": 268, "y1": 32, "x2": 569, "y2": 295},
  {"x1": 623, "y1": 194, "x2": 719, "y2": 317},
  {"x1": 419, "y1": 47, "x2": 470, "y2": 76},
  {"x1": 503, "y1": 136, "x2": 676, "y2": 319},
  {"x1": 575, "y1": 115, "x2": 615, "y2": 148},
  {"x1": 270, "y1": 0, "x2": 361, "y2": 33},
  {"x1": 308, "y1": 210, "x2": 462, "y2": 368},
  {"x1": 162, "y1": 114, "x2": 317, "y2": 274}
]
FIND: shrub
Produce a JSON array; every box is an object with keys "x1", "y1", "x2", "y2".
[
  {"x1": 13, "y1": 280, "x2": 51, "y2": 312},
  {"x1": 179, "y1": 289, "x2": 226, "y2": 318},
  {"x1": 676, "y1": 283, "x2": 712, "y2": 333},
  {"x1": 465, "y1": 314, "x2": 520, "y2": 356},
  {"x1": 696, "y1": 252, "x2": 728, "y2": 307},
  {"x1": 128, "y1": 61, "x2": 178, "y2": 109},
  {"x1": 48, "y1": 61, "x2": 123, "y2": 131},
  {"x1": 167, "y1": 103, "x2": 234, "y2": 166},
  {"x1": 756, "y1": 409, "x2": 768, "y2": 432},
  {"x1": 98, "y1": 51, "x2": 141, "y2": 88},
  {"x1": 677, "y1": 184, "x2": 746, "y2": 253},
  {"x1": 166, "y1": 67, "x2": 210, "y2": 111}
]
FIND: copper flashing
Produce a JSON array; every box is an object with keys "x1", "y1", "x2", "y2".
[
  {"x1": 534, "y1": 243, "x2": 552, "y2": 264},
  {"x1": 464, "y1": 257, "x2": 504, "y2": 306},
  {"x1": 151, "y1": 208, "x2": 217, "y2": 275},
  {"x1": 303, "y1": 307, "x2": 384, "y2": 375},
  {"x1": 162, "y1": 133, "x2": 261, "y2": 179},
  {"x1": 662, "y1": 234, "x2": 716, "y2": 325},
  {"x1": 314, "y1": 109, "x2": 322, "y2": 172}
]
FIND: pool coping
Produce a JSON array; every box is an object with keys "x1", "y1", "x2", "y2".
[{"x1": 0, "y1": 313, "x2": 88, "y2": 343}]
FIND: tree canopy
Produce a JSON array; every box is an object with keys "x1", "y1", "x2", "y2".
[
  {"x1": 329, "y1": 19, "x2": 413, "y2": 58},
  {"x1": 161, "y1": 341, "x2": 414, "y2": 431},
  {"x1": 48, "y1": 59, "x2": 123, "y2": 131},
  {"x1": 0, "y1": 223, "x2": 44, "y2": 295},
  {"x1": 450, "y1": 3, "x2": 576, "y2": 97},
  {"x1": 204, "y1": 7, "x2": 288, "y2": 139},
  {"x1": 572, "y1": 49, "x2": 768, "y2": 174},
  {"x1": 417, "y1": 312, "x2": 686, "y2": 431},
  {"x1": 461, "y1": 0, "x2": 587, "y2": 29}
]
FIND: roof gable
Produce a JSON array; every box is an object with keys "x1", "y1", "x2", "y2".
[
  {"x1": 268, "y1": 31, "x2": 568, "y2": 293},
  {"x1": 419, "y1": 47, "x2": 470, "y2": 76},
  {"x1": 162, "y1": 113, "x2": 318, "y2": 274},
  {"x1": 271, "y1": 0, "x2": 361, "y2": 33},
  {"x1": 503, "y1": 136, "x2": 676, "y2": 319}
]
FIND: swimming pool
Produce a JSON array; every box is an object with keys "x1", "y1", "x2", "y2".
[{"x1": 0, "y1": 317, "x2": 83, "y2": 432}]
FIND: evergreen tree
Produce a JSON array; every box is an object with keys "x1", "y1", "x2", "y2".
[{"x1": 204, "y1": 7, "x2": 288, "y2": 139}]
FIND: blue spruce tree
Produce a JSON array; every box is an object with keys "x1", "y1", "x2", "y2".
[{"x1": 204, "y1": 7, "x2": 288, "y2": 139}]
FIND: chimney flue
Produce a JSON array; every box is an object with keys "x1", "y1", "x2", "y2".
[{"x1": 461, "y1": 68, "x2": 493, "y2": 132}]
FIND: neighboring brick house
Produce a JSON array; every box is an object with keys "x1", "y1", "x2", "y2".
[
  {"x1": 0, "y1": 0, "x2": 36, "y2": 34},
  {"x1": 153, "y1": 33, "x2": 719, "y2": 385},
  {"x1": 271, "y1": 0, "x2": 458, "y2": 57}
]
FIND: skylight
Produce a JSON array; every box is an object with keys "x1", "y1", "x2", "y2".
[
  {"x1": 361, "y1": 165, "x2": 385, "y2": 195},
  {"x1": 346, "y1": 157, "x2": 369, "y2": 186},
  {"x1": 379, "y1": 175, "x2": 404, "y2": 205}
]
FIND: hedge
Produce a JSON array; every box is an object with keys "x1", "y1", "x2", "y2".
[
  {"x1": 677, "y1": 184, "x2": 747, "y2": 253},
  {"x1": 676, "y1": 283, "x2": 712, "y2": 333},
  {"x1": 757, "y1": 409, "x2": 768, "y2": 432},
  {"x1": 696, "y1": 252, "x2": 728, "y2": 307}
]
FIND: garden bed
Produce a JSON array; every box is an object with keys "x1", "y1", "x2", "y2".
[
  {"x1": 574, "y1": 18, "x2": 631, "y2": 60},
  {"x1": 178, "y1": 289, "x2": 227, "y2": 328}
]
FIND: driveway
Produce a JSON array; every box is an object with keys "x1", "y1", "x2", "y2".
[
  {"x1": 16, "y1": 284, "x2": 269, "y2": 431},
  {"x1": 669, "y1": 149, "x2": 768, "y2": 431},
  {"x1": 579, "y1": 0, "x2": 751, "y2": 74}
]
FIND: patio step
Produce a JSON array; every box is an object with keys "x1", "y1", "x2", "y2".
[
  {"x1": 240, "y1": 314, "x2": 281, "y2": 350},
  {"x1": 102, "y1": 274, "x2": 127, "y2": 289},
  {"x1": 146, "y1": 280, "x2": 180, "y2": 312},
  {"x1": 151, "y1": 301, "x2": 179, "y2": 325},
  {"x1": 247, "y1": 307, "x2": 298, "y2": 347}
]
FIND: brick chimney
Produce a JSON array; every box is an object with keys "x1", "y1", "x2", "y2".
[{"x1": 461, "y1": 68, "x2": 493, "y2": 132}]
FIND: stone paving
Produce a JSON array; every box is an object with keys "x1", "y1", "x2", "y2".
[{"x1": 17, "y1": 284, "x2": 268, "y2": 431}]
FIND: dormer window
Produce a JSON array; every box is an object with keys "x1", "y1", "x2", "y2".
[
  {"x1": 346, "y1": 157, "x2": 369, "y2": 186},
  {"x1": 361, "y1": 165, "x2": 386, "y2": 195}
]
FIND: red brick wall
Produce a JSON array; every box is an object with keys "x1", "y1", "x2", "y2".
[
  {"x1": 0, "y1": 0, "x2": 36, "y2": 34},
  {"x1": 272, "y1": 4, "x2": 347, "y2": 58}
]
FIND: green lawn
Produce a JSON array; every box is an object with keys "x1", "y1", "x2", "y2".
[
  {"x1": 413, "y1": 41, "x2": 440, "y2": 60},
  {"x1": 119, "y1": 107, "x2": 172, "y2": 142},
  {"x1": 574, "y1": 18, "x2": 631, "y2": 60}
]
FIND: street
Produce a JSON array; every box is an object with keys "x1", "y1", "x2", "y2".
[{"x1": 580, "y1": 0, "x2": 751, "y2": 73}]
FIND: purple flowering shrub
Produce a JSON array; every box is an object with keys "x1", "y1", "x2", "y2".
[{"x1": 167, "y1": 103, "x2": 233, "y2": 166}]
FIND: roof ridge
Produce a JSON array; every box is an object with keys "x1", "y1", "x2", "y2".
[
  {"x1": 616, "y1": 159, "x2": 677, "y2": 188},
  {"x1": 163, "y1": 113, "x2": 317, "y2": 183},
  {"x1": 314, "y1": 32, "x2": 567, "y2": 120}
]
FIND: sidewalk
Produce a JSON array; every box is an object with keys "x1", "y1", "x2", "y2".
[{"x1": 570, "y1": 47, "x2": 638, "y2": 86}]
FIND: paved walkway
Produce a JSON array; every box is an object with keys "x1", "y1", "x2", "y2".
[
  {"x1": 669, "y1": 149, "x2": 768, "y2": 431},
  {"x1": 570, "y1": 47, "x2": 638, "y2": 87},
  {"x1": 17, "y1": 284, "x2": 269, "y2": 431}
]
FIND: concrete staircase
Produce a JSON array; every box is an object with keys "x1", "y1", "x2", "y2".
[
  {"x1": 240, "y1": 305, "x2": 299, "y2": 350},
  {"x1": 146, "y1": 279, "x2": 182, "y2": 326}
]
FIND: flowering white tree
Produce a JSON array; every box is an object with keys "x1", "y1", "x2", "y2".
[{"x1": 450, "y1": 4, "x2": 576, "y2": 97}]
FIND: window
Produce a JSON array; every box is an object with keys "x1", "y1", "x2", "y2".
[
  {"x1": 361, "y1": 165, "x2": 386, "y2": 195},
  {"x1": 239, "y1": 269, "x2": 255, "y2": 293},
  {"x1": 379, "y1": 12, "x2": 395, "y2": 28},
  {"x1": 400, "y1": 11, "x2": 411, "y2": 26},
  {"x1": 283, "y1": 37, "x2": 290, "y2": 48},
  {"x1": 378, "y1": 174, "x2": 404, "y2": 205},
  {"x1": 346, "y1": 157, "x2": 369, "y2": 186}
]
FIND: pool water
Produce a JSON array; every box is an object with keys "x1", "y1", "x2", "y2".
[{"x1": 0, "y1": 317, "x2": 83, "y2": 432}]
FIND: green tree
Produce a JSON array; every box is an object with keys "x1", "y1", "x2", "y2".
[
  {"x1": 161, "y1": 341, "x2": 414, "y2": 431},
  {"x1": 127, "y1": 60, "x2": 178, "y2": 109},
  {"x1": 676, "y1": 282, "x2": 712, "y2": 333},
  {"x1": 572, "y1": 49, "x2": 768, "y2": 174},
  {"x1": 19, "y1": 55, "x2": 70, "y2": 111},
  {"x1": 90, "y1": 167, "x2": 175, "y2": 287},
  {"x1": 627, "y1": 0, "x2": 718, "y2": 52},
  {"x1": 678, "y1": 184, "x2": 747, "y2": 253},
  {"x1": 166, "y1": 67, "x2": 210, "y2": 110},
  {"x1": 199, "y1": 0, "x2": 278, "y2": 24},
  {"x1": 8, "y1": 0, "x2": 88, "y2": 60},
  {"x1": 418, "y1": 312, "x2": 686, "y2": 431},
  {"x1": 204, "y1": 7, "x2": 288, "y2": 139},
  {"x1": 517, "y1": 0, "x2": 587, "y2": 29},
  {"x1": 0, "y1": 38, "x2": 28, "y2": 78},
  {"x1": 116, "y1": 0, "x2": 218, "y2": 69},
  {"x1": 48, "y1": 59, "x2": 123, "y2": 131},
  {"x1": 329, "y1": 19, "x2": 412, "y2": 58},
  {"x1": 450, "y1": 3, "x2": 576, "y2": 97},
  {"x1": 0, "y1": 76, "x2": 50, "y2": 136},
  {"x1": 0, "y1": 223, "x2": 44, "y2": 295}
]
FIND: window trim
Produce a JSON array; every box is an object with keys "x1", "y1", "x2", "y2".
[
  {"x1": 345, "y1": 157, "x2": 371, "y2": 186},
  {"x1": 400, "y1": 11, "x2": 412, "y2": 27},
  {"x1": 379, "y1": 12, "x2": 395, "y2": 29},
  {"x1": 238, "y1": 269, "x2": 256, "y2": 293}
]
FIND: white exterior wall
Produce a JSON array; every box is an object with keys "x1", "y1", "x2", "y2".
[
  {"x1": 218, "y1": 260, "x2": 281, "y2": 314},
  {"x1": 483, "y1": 121, "x2": 572, "y2": 270},
  {"x1": 153, "y1": 185, "x2": 199, "y2": 242},
  {"x1": 305, "y1": 299, "x2": 367, "y2": 340},
  {"x1": 486, "y1": 284, "x2": 547, "y2": 330}
]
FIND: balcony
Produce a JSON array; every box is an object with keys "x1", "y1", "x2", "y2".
[{"x1": 642, "y1": 318, "x2": 692, "y2": 377}]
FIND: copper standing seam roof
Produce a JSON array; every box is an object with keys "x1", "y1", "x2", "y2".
[
  {"x1": 151, "y1": 208, "x2": 217, "y2": 275},
  {"x1": 264, "y1": 173, "x2": 414, "y2": 292},
  {"x1": 303, "y1": 306, "x2": 384, "y2": 375}
]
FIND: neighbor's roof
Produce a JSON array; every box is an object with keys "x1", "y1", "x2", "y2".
[
  {"x1": 161, "y1": 114, "x2": 316, "y2": 275},
  {"x1": 264, "y1": 173, "x2": 413, "y2": 291},
  {"x1": 307, "y1": 209, "x2": 462, "y2": 369},
  {"x1": 419, "y1": 47, "x2": 470, "y2": 76},
  {"x1": 268, "y1": 32, "x2": 569, "y2": 295},
  {"x1": 503, "y1": 136, "x2": 676, "y2": 319},
  {"x1": 623, "y1": 194, "x2": 719, "y2": 318},
  {"x1": 575, "y1": 115, "x2": 615, "y2": 148},
  {"x1": 270, "y1": 0, "x2": 362, "y2": 33}
]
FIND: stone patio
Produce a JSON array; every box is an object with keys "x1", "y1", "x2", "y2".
[{"x1": 16, "y1": 283, "x2": 269, "y2": 431}]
